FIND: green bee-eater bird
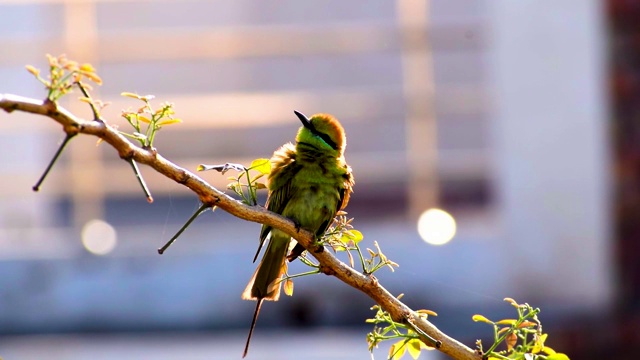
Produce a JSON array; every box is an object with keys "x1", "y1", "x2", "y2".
[{"x1": 241, "y1": 110, "x2": 354, "y2": 357}]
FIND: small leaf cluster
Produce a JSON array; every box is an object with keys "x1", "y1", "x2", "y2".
[
  {"x1": 367, "y1": 295, "x2": 437, "y2": 360},
  {"x1": 322, "y1": 213, "x2": 363, "y2": 264},
  {"x1": 26, "y1": 54, "x2": 102, "y2": 102},
  {"x1": 23, "y1": 55, "x2": 161, "y2": 198},
  {"x1": 228, "y1": 158, "x2": 270, "y2": 206},
  {"x1": 197, "y1": 159, "x2": 270, "y2": 206},
  {"x1": 473, "y1": 298, "x2": 569, "y2": 360},
  {"x1": 321, "y1": 214, "x2": 398, "y2": 275},
  {"x1": 120, "y1": 92, "x2": 182, "y2": 148},
  {"x1": 362, "y1": 240, "x2": 399, "y2": 275}
]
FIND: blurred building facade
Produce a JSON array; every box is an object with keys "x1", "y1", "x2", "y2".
[{"x1": 0, "y1": 0, "x2": 618, "y2": 358}]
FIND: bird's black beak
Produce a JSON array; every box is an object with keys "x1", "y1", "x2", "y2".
[{"x1": 294, "y1": 110, "x2": 315, "y2": 132}]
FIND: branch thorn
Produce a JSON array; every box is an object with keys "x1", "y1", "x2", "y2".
[{"x1": 33, "y1": 132, "x2": 76, "y2": 192}]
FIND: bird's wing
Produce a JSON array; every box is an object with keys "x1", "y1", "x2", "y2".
[
  {"x1": 336, "y1": 163, "x2": 354, "y2": 213},
  {"x1": 318, "y1": 162, "x2": 354, "y2": 236},
  {"x1": 253, "y1": 143, "x2": 300, "y2": 262}
]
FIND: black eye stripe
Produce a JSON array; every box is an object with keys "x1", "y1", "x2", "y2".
[{"x1": 315, "y1": 131, "x2": 338, "y2": 150}]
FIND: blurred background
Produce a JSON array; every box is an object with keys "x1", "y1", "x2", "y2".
[{"x1": 0, "y1": 0, "x2": 635, "y2": 359}]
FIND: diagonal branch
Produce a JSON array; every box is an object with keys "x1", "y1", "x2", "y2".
[{"x1": 0, "y1": 93, "x2": 479, "y2": 360}]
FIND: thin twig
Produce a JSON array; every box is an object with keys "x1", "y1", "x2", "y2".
[
  {"x1": 76, "y1": 81, "x2": 100, "y2": 120},
  {"x1": 158, "y1": 203, "x2": 211, "y2": 254},
  {"x1": 33, "y1": 132, "x2": 76, "y2": 191},
  {"x1": 128, "y1": 158, "x2": 154, "y2": 203}
]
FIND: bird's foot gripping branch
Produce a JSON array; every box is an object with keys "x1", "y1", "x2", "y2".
[{"x1": 0, "y1": 54, "x2": 572, "y2": 360}]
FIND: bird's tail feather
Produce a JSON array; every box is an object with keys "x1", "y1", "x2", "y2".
[
  {"x1": 242, "y1": 231, "x2": 289, "y2": 301},
  {"x1": 243, "y1": 299, "x2": 263, "y2": 358}
]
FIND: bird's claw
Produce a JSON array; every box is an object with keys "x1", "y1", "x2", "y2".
[{"x1": 312, "y1": 238, "x2": 324, "y2": 254}]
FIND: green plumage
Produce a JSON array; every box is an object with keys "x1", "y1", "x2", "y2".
[{"x1": 242, "y1": 112, "x2": 354, "y2": 357}]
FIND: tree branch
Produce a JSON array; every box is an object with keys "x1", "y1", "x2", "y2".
[{"x1": 0, "y1": 93, "x2": 479, "y2": 360}]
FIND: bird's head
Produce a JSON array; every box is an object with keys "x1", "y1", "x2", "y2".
[{"x1": 294, "y1": 110, "x2": 346, "y2": 155}]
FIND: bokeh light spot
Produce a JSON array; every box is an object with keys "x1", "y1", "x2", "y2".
[
  {"x1": 417, "y1": 208, "x2": 456, "y2": 246},
  {"x1": 81, "y1": 219, "x2": 117, "y2": 255}
]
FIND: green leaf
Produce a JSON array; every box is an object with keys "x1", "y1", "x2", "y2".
[
  {"x1": 26, "y1": 64, "x2": 40, "y2": 76},
  {"x1": 79, "y1": 63, "x2": 96, "y2": 73},
  {"x1": 389, "y1": 340, "x2": 406, "y2": 360},
  {"x1": 518, "y1": 320, "x2": 537, "y2": 328},
  {"x1": 347, "y1": 229, "x2": 364, "y2": 243},
  {"x1": 388, "y1": 343, "x2": 396, "y2": 359},
  {"x1": 283, "y1": 278, "x2": 294, "y2": 296},
  {"x1": 532, "y1": 333, "x2": 548, "y2": 354},
  {"x1": 505, "y1": 331, "x2": 517, "y2": 351},
  {"x1": 472, "y1": 314, "x2": 493, "y2": 324},
  {"x1": 121, "y1": 91, "x2": 141, "y2": 99},
  {"x1": 416, "y1": 309, "x2": 437, "y2": 317},
  {"x1": 157, "y1": 118, "x2": 182, "y2": 126},
  {"x1": 333, "y1": 244, "x2": 347, "y2": 252},
  {"x1": 503, "y1": 297, "x2": 519, "y2": 307},
  {"x1": 340, "y1": 229, "x2": 364, "y2": 245},
  {"x1": 339, "y1": 233, "x2": 351, "y2": 245},
  {"x1": 542, "y1": 345, "x2": 556, "y2": 355},
  {"x1": 407, "y1": 339, "x2": 421, "y2": 360},
  {"x1": 248, "y1": 158, "x2": 271, "y2": 175}
]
